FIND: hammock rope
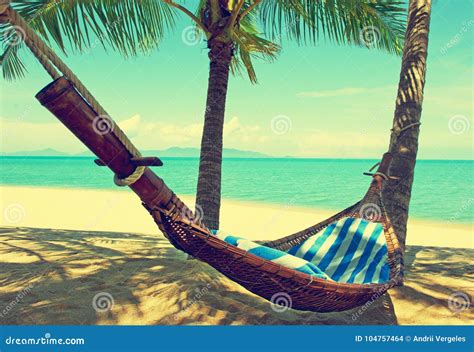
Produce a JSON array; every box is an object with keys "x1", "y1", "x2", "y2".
[
  {"x1": 4, "y1": 5, "x2": 145, "y2": 186},
  {"x1": 392, "y1": 122, "x2": 422, "y2": 137},
  {"x1": 389, "y1": 121, "x2": 422, "y2": 152}
]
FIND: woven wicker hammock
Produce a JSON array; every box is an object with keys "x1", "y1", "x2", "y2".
[{"x1": 2, "y1": 3, "x2": 404, "y2": 312}]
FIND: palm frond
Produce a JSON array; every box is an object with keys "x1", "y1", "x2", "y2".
[
  {"x1": 231, "y1": 28, "x2": 280, "y2": 83},
  {"x1": 231, "y1": 5, "x2": 280, "y2": 83},
  {"x1": 0, "y1": 40, "x2": 26, "y2": 80},
  {"x1": 259, "y1": 0, "x2": 406, "y2": 54},
  {"x1": 1, "y1": 0, "x2": 177, "y2": 80}
]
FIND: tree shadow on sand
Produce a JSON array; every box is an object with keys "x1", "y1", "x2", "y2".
[
  {"x1": 388, "y1": 245, "x2": 473, "y2": 324},
  {"x1": 2, "y1": 226, "x2": 469, "y2": 325}
]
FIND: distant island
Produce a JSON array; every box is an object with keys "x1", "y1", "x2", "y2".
[
  {"x1": 1, "y1": 147, "x2": 271, "y2": 158},
  {"x1": 1, "y1": 148, "x2": 70, "y2": 157}
]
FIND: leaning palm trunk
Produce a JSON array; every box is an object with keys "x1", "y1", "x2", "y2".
[
  {"x1": 196, "y1": 40, "x2": 234, "y2": 230},
  {"x1": 383, "y1": 0, "x2": 432, "y2": 251}
]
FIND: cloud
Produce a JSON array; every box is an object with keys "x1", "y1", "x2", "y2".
[
  {"x1": 297, "y1": 85, "x2": 395, "y2": 98},
  {"x1": 104, "y1": 115, "x2": 204, "y2": 150},
  {"x1": 118, "y1": 114, "x2": 141, "y2": 137},
  {"x1": 126, "y1": 115, "x2": 263, "y2": 149},
  {"x1": 224, "y1": 116, "x2": 262, "y2": 141},
  {"x1": 1, "y1": 108, "x2": 472, "y2": 159},
  {"x1": 294, "y1": 130, "x2": 387, "y2": 158},
  {"x1": 0, "y1": 114, "x2": 270, "y2": 155},
  {"x1": 0, "y1": 117, "x2": 86, "y2": 153}
]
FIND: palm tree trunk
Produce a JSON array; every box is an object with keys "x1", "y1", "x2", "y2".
[
  {"x1": 383, "y1": 0, "x2": 432, "y2": 251},
  {"x1": 196, "y1": 40, "x2": 233, "y2": 230}
]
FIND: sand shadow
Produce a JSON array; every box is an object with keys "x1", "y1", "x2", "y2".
[
  {"x1": 3, "y1": 226, "x2": 468, "y2": 325},
  {"x1": 390, "y1": 245, "x2": 473, "y2": 322}
]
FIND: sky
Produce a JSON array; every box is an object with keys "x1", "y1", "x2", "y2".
[{"x1": 1, "y1": 1, "x2": 472, "y2": 159}]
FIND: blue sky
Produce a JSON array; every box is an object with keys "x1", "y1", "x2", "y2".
[{"x1": 1, "y1": 1, "x2": 472, "y2": 159}]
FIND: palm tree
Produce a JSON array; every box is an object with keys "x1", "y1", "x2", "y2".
[
  {"x1": 187, "y1": 0, "x2": 407, "y2": 230},
  {"x1": 2, "y1": 0, "x2": 407, "y2": 231},
  {"x1": 383, "y1": 0, "x2": 432, "y2": 250}
]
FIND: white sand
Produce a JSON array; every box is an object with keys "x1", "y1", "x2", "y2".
[
  {"x1": 1, "y1": 186, "x2": 472, "y2": 248},
  {"x1": 0, "y1": 186, "x2": 472, "y2": 325}
]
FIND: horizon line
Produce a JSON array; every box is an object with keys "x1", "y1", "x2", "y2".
[{"x1": 0, "y1": 155, "x2": 472, "y2": 162}]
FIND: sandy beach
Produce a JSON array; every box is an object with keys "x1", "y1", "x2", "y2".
[{"x1": 0, "y1": 186, "x2": 472, "y2": 325}]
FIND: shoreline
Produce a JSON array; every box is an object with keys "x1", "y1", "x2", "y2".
[
  {"x1": 1, "y1": 184, "x2": 472, "y2": 227},
  {"x1": 0, "y1": 185, "x2": 472, "y2": 249}
]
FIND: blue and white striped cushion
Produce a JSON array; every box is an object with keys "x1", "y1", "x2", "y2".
[
  {"x1": 288, "y1": 217, "x2": 390, "y2": 284},
  {"x1": 212, "y1": 231, "x2": 330, "y2": 280}
]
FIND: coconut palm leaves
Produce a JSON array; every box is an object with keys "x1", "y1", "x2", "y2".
[
  {"x1": 1, "y1": 0, "x2": 176, "y2": 79},
  {"x1": 174, "y1": 1, "x2": 406, "y2": 84},
  {"x1": 2, "y1": 1, "x2": 406, "y2": 81},
  {"x1": 259, "y1": 0, "x2": 405, "y2": 53}
]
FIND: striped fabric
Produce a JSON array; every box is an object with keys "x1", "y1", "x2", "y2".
[
  {"x1": 211, "y1": 216, "x2": 390, "y2": 284},
  {"x1": 288, "y1": 217, "x2": 390, "y2": 284},
  {"x1": 212, "y1": 231, "x2": 330, "y2": 280}
]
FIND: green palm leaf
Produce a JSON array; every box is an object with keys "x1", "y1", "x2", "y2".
[
  {"x1": 1, "y1": 0, "x2": 407, "y2": 81},
  {"x1": 259, "y1": 0, "x2": 406, "y2": 54},
  {"x1": 231, "y1": 12, "x2": 280, "y2": 83},
  {"x1": 1, "y1": 0, "x2": 176, "y2": 80}
]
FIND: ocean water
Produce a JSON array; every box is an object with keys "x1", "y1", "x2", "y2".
[{"x1": 0, "y1": 157, "x2": 472, "y2": 223}]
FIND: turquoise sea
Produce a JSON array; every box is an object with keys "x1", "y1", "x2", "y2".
[{"x1": 0, "y1": 157, "x2": 472, "y2": 223}]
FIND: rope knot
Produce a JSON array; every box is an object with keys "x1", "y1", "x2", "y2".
[{"x1": 114, "y1": 166, "x2": 146, "y2": 187}]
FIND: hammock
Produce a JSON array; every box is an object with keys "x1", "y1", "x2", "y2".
[{"x1": 1, "y1": 4, "x2": 406, "y2": 312}]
